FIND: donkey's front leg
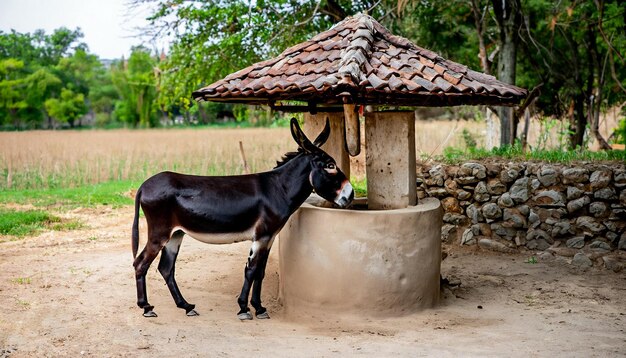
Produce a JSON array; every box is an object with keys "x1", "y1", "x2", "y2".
[
  {"x1": 237, "y1": 237, "x2": 273, "y2": 320},
  {"x1": 250, "y1": 238, "x2": 274, "y2": 319}
]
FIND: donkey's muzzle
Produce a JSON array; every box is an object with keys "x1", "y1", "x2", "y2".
[{"x1": 334, "y1": 182, "x2": 354, "y2": 208}]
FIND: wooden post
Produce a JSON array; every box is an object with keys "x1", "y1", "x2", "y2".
[
  {"x1": 304, "y1": 112, "x2": 350, "y2": 179},
  {"x1": 238, "y1": 141, "x2": 250, "y2": 174},
  {"x1": 365, "y1": 111, "x2": 416, "y2": 210}
]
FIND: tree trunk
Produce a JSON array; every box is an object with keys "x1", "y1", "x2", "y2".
[
  {"x1": 587, "y1": 17, "x2": 612, "y2": 150},
  {"x1": 10, "y1": 109, "x2": 19, "y2": 130},
  {"x1": 492, "y1": 0, "x2": 522, "y2": 146},
  {"x1": 46, "y1": 112, "x2": 53, "y2": 129},
  {"x1": 568, "y1": 96, "x2": 587, "y2": 148},
  {"x1": 471, "y1": 0, "x2": 498, "y2": 148},
  {"x1": 471, "y1": 0, "x2": 491, "y2": 75}
]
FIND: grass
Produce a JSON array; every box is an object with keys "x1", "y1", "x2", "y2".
[
  {"x1": 0, "y1": 208, "x2": 83, "y2": 238},
  {"x1": 351, "y1": 177, "x2": 368, "y2": 198},
  {"x1": 0, "y1": 180, "x2": 139, "y2": 208},
  {"x1": 0, "y1": 209, "x2": 58, "y2": 236},
  {"x1": 440, "y1": 143, "x2": 626, "y2": 164},
  {"x1": 525, "y1": 256, "x2": 538, "y2": 264},
  {"x1": 0, "y1": 180, "x2": 135, "y2": 238},
  {"x1": 12, "y1": 277, "x2": 32, "y2": 284}
]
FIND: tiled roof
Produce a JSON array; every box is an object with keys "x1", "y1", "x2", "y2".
[{"x1": 192, "y1": 14, "x2": 527, "y2": 107}]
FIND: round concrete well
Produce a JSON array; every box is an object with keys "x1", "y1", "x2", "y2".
[{"x1": 278, "y1": 197, "x2": 442, "y2": 317}]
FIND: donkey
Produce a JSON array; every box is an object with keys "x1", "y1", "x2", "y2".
[{"x1": 132, "y1": 118, "x2": 354, "y2": 320}]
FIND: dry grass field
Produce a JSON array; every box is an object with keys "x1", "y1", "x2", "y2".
[
  {"x1": 0, "y1": 111, "x2": 622, "y2": 190},
  {"x1": 0, "y1": 128, "x2": 293, "y2": 190}
]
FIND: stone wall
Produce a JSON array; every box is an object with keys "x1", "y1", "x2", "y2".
[{"x1": 416, "y1": 160, "x2": 626, "y2": 271}]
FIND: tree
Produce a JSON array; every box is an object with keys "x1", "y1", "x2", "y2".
[
  {"x1": 139, "y1": 0, "x2": 385, "y2": 118},
  {"x1": 25, "y1": 68, "x2": 63, "y2": 128},
  {"x1": 89, "y1": 64, "x2": 119, "y2": 127},
  {"x1": 384, "y1": 0, "x2": 625, "y2": 149},
  {"x1": 56, "y1": 49, "x2": 100, "y2": 96},
  {"x1": 112, "y1": 46, "x2": 159, "y2": 127},
  {"x1": 516, "y1": 0, "x2": 625, "y2": 149},
  {"x1": 493, "y1": 0, "x2": 522, "y2": 146},
  {"x1": 44, "y1": 88, "x2": 87, "y2": 128},
  {"x1": 39, "y1": 27, "x2": 88, "y2": 66},
  {"x1": 0, "y1": 58, "x2": 28, "y2": 128},
  {"x1": 0, "y1": 28, "x2": 93, "y2": 128}
]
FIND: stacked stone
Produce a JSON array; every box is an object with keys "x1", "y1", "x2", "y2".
[{"x1": 416, "y1": 161, "x2": 626, "y2": 271}]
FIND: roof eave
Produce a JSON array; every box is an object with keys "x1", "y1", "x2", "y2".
[{"x1": 193, "y1": 92, "x2": 526, "y2": 109}]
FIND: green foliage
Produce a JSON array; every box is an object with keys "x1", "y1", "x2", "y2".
[
  {"x1": 525, "y1": 256, "x2": 538, "y2": 264},
  {"x1": 89, "y1": 66, "x2": 118, "y2": 118},
  {"x1": 25, "y1": 68, "x2": 63, "y2": 121},
  {"x1": 461, "y1": 129, "x2": 478, "y2": 150},
  {"x1": 516, "y1": 0, "x2": 625, "y2": 147},
  {"x1": 112, "y1": 46, "x2": 158, "y2": 127},
  {"x1": 614, "y1": 118, "x2": 626, "y2": 145},
  {"x1": 55, "y1": 49, "x2": 101, "y2": 97},
  {"x1": 44, "y1": 88, "x2": 87, "y2": 127},
  {"x1": 0, "y1": 208, "x2": 59, "y2": 237},
  {"x1": 388, "y1": 0, "x2": 483, "y2": 71},
  {"x1": 0, "y1": 27, "x2": 86, "y2": 66},
  {"x1": 148, "y1": 0, "x2": 387, "y2": 120},
  {"x1": 0, "y1": 28, "x2": 95, "y2": 129},
  {"x1": 350, "y1": 176, "x2": 368, "y2": 198},
  {"x1": 0, "y1": 58, "x2": 28, "y2": 126}
]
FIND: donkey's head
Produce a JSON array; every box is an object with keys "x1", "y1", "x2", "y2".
[{"x1": 290, "y1": 118, "x2": 354, "y2": 208}]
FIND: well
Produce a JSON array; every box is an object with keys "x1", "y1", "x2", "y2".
[
  {"x1": 279, "y1": 198, "x2": 441, "y2": 316},
  {"x1": 193, "y1": 14, "x2": 526, "y2": 317}
]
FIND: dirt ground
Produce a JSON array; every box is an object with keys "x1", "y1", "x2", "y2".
[{"x1": 1, "y1": 206, "x2": 625, "y2": 357}]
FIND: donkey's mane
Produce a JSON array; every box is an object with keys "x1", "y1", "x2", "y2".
[{"x1": 274, "y1": 149, "x2": 304, "y2": 169}]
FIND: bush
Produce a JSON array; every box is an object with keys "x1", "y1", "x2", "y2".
[{"x1": 614, "y1": 118, "x2": 626, "y2": 145}]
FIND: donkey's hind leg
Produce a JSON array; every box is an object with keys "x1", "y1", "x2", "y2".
[
  {"x1": 133, "y1": 239, "x2": 163, "y2": 317},
  {"x1": 158, "y1": 231, "x2": 198, "y2": 316}
]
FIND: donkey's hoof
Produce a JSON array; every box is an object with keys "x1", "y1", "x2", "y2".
[
  {"x1": 256, "y1": 311, "x2": 270, "y2": 319},
  {"x1": 186, "y1": 309, "x2": 199, "y2": 317},
  {"x1": 237, "y1": 312, "x2": 253, "y2": 320},
  {"x1": 143, "y1": 310, "x2": 158, "y2": 318}
]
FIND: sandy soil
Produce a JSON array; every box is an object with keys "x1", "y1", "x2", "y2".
[{"x1": 1, "y1": 206, "x2": 625, "y2": 357}]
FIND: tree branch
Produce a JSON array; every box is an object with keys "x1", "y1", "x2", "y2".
[
  {"x1": 594, "y1": 0, "x2": 624, "y2": 62},
  {"x1": 515, "y1": 83, "x2": 543, "y2": 118},
  {"x1": 266, "y1": 0, "x2": 323, "y2": 46},
  {"x1": 471, "y1": 0, "x2": 491, "y2": 74},
  {"x1": 320, "y1": 0, "x2": 348, "y2": 22},
  {"x1": 609, "y1": 52, "x2": 626, "y2": 95}
]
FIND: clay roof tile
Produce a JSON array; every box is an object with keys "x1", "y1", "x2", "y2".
[{"x1": 193, "y1": 14, "x2": 527, "y2": 107}]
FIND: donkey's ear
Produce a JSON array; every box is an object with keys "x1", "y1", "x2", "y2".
[
  {"x1": 312, "y1": 118, "x2": 330, "y2": 147},
  {"x1": 290, "y1": 118, "x2": 316, "y2": 153}
]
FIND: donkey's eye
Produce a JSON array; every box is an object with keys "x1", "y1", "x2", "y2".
[{"x1": 326, "y1": 163, "x2": 336, "y2": 170}]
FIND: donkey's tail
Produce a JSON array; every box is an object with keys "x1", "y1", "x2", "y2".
[{"x1": 132, "y1": 188, "x2": 142, "y2": 259}]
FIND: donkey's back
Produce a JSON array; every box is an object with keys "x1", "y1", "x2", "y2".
[{"x1": 139, "y1": 171, "x2": 265, "y2": 235}]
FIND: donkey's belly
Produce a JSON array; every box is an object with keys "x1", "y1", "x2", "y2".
[{"x1": 172, "y1": 226, "x2": 254, "y2": 244}]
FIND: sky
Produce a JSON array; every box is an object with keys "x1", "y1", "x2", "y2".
[{"x1": 0, "y1": 0, "x2": 169, "y2": 59}]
